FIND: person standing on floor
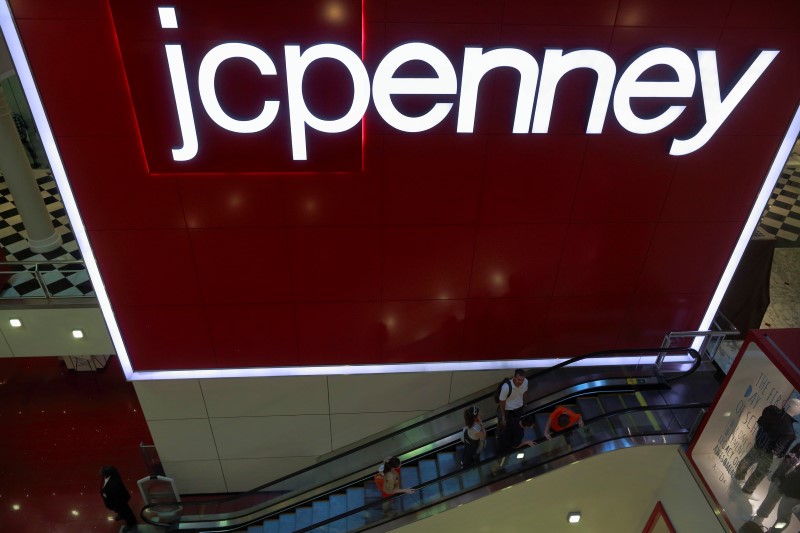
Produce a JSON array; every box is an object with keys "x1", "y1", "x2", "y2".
[
  {"x1": 497, "y1": 369, "x2": 528, "y2": 429},
  {"x1": 100, "y1": 465, "x2": 138, "y2": 532},
  {"x1": 735, "y1": 399, "x2": 800, "y2": 495},
  {"x1": 764, "y1": 465, "x2": 800, "y2": 532},
  {"x1": 753, "y1": 441, "x2": 800, "y2": 526}
]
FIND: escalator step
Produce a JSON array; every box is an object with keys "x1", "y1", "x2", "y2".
[
  {"x1": 364, "y1": 480, "x2": 381, "y2": 502},
  {"x1": 330, "y1": 493, "x2": 347, "y2": 515},
  {"x1": 417, "y1": 459, "x2": 441, "y2": 502},
  {"x1": 577, "y1": 396, "x2": 604, "y2": 418},
  {"x1": 328, "y1": 494, "x2": 348, "y2": 533},
  {"x1": 461, "y1": 466, "x2": 482, "y2": 489},
  {"x1": 637, "y1": 390, "x2": 676, "y2": 429},
  {"x1": 278, "y1": 513, "x2": 295, "y2": 533},
  {"x1": 437, "y1": 452, "x2": 461, "y2": 496},
  {"x1": 599, "y1": 394, "x2": 629, "y2": 432},
  {"x1": 620, "y1": 393, "x2": 654, "y2": 430},
  {"x1": 402, "y1": 466, "x2": 420, "y2": 487},
  {"x1": 639, "y1": 389, "x2": 667, "y2": 405},
  {"x1": 262, "y1": 520, "x2": 279, "y2": 533},
  {"x1": 600, "y1": 394, "x2": 625, "y2": 412},
  {"x1": 346, "y1": 487, "x2": 366, "y2": 509},
  {"x1": 418, "y1": 459, "x2": 438, "y2": 482},
  {"x1": 312, "y1": 500, "x2": 330, "y2": 524},
  {"x1": 401, "y1": 466, "x2": 422, "y2": 509},
  {"x1": 295, "y1": 507, "x2": 313, "y2": 529},
  {"x1": 346, "y1": 488, "x2": 366, "y2": 530},
  {"x1": 437, "y1": 452, "x2": 458, "y2": 475}
]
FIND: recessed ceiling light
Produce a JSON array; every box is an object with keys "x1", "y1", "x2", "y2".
[
  {"x1": 9, "y1": 318, "x2": 21, "y2": 328},
  {"x1": 71, "y1": 329, "x2": 84, "y2": 339},
  {"x1": 516, "y1": 453, "x2": 525, "y2": 459},
  {"x1": 12, "y1": 504, "x2": 20, "y2": 511},
  {"x1": 568, "y1": 512, "x2": 581, "y2": 524}
]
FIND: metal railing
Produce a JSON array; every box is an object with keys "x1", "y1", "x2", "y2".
[
  {"x1": 0, "y1": 260, "x2": 94, "y2": 299},
  {"x1": 660, "y1": 314, "x2": 739, "y2": 364}
]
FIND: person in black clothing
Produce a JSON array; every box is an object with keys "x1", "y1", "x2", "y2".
[
  {"x1": 754, "y1": 441, "x2": 800, "y2": 526},
  {"x1": 496, "y1": 417, "x2": 536, "y2": 455},
  {"x1": 100, "y1": 465, "x2": 138, "y2": 532},
  {"x1": 762, "y1": 452, "x2": 800, "y2": 532},
  {"x1": 734, "y1": 399, "x2": 800, "y2": 495}
]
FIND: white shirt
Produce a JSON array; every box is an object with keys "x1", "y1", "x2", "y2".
[{"x1": 499, "y1": 379, "x2": 528, "y2": 410}]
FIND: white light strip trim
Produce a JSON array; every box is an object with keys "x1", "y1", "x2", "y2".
[
  {"x1": 693, "y1": 101, "x2": 800, "y2": 352},
  {"x1": 129, "y1": 354, "x2": 695, "y2": 381},
  {"x1": 0, "y1": 0, "x2": 134, "y2": 378}
]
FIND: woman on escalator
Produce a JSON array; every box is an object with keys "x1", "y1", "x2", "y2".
[
  {"x1": 375, "y1": 457, "x2": 415, "y2": 514},
  {"x1": 461, "y1": 405, "x2": 487, "y2": 469}
]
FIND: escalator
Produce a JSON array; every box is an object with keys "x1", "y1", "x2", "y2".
[{"x1": 141, "y1": 348, "x2": 721, "y2": 532}]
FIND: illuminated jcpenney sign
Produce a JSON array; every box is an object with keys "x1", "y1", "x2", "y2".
[{"x1": 158, "y1": 7, "x2": 777, "y2": 162}]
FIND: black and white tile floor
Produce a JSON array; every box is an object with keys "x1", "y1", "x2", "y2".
[
  {"x1": 761, "y1": 166, "x2": 800, "y2": 245},
  {"x1": 0, "y1": 171, "x2": 94, "y2": 298}
]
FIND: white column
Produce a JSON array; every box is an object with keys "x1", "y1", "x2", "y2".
[{"x1": 0, "y1": 86, "x2": 61, "y2": 253}]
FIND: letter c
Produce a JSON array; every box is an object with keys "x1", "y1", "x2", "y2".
[{"x1": 198, "y1": 43, "x2": 280, "y2": 133}]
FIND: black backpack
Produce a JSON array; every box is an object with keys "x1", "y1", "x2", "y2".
[{"x1": 494, "y1": 378, "x2": 512, "y2": 403}]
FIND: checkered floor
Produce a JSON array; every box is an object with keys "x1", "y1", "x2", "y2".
[
  {"x1": 0, "y1": 171, "x2": 94, "y2": 298},
  {"x1": 761, "y1": 166, "x2": 800, "y2": 246}
]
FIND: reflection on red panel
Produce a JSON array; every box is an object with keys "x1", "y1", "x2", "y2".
[
  {"x1": 479, "y1": 135, "x2": 587, "y2": 224},
  {"x1": 469, "y1": 224, "x2": 566, "y2": 299},
  {"x1": 188, "y1": 228, "x2": 292, "y2": 304},
  {"x1": 115, "y1": 306, "x2": 217, "y2": 370},
  {"x1": 14, "y1": 0, "x2": 800, "y2": 371},
  {"x1": 383, "y1": 226, "x2": 475, "y2": 300},
  {"x1": 295, "y1": 302, "x2": 381, "y2": 364},
  {"x1": 464, "y1": 299, "x2": 548, "y2": 358},
  {"x1": 542, "y1": 296, "x2": 631, "y2": 355},
  {"x1": 554, "y1": 223, "x2": 655, "y2": 297},
  {"x1": 620, "y1": 292, "x2": 711, "y2": 347},
  {"x1": 639, "y1": 222, "x2": 742, "y2": 295},
  {"x1": 662, "y1": 135, "x2": 779, "y2": 222},
  {"x1": 59, "y1": 136, "x2": 185, "y2": 230},
  {"x1": 571, "y1": 135, "x2": 677, "y2": 223},
  {"x1": 206, "y1": 304, "x2": 298, "y2": 366},
  {"x1": 181, "y1": 176, "x2": 286, "y2": 228},
  {"x1": 288, "y1": 227, "x2": 381, "y2": 301},
  {"x1": 89, "y1": 229, "x2": 202, "y2": 307},
  {"x1": 616, "y1": 0, "x2": 731, "y2": 28},
  {"x1": 381, "y1": 299, "x2": 466, "y2": 361}
]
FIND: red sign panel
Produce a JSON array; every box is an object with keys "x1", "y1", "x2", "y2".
[{"x1": 9, "y1": 0, "x2": 800, "y2": 373}]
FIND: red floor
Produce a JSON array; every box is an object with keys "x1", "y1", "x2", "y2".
[{"x1": 0, "y1": 356, "x2": 152, "y2": 532}]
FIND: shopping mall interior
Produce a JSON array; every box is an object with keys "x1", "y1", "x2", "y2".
[{"x1": 1, "y1": 0, "x2": 800, "y2": 532}]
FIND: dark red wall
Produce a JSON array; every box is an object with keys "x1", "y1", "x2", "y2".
[{"x1": 10, "y1": 0, "x2": 800, "y2": 371}]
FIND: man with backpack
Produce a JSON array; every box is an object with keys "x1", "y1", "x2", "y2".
[
  {"x1": 735, "y1": 398, "x2": 800, "y2": 495},
  {"x1": 496, "y1": 369, "x2": 528, "y2": 429}
]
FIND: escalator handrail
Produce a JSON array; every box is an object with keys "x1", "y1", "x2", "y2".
[
  {"x1": 287, "y1": 401, "x2": 712, "y2": 533},
  {"x1": 141, "y1": 346, "x2": 699, "y2": 524}
]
